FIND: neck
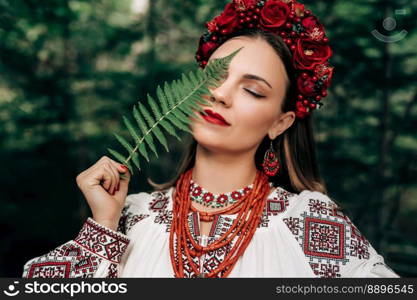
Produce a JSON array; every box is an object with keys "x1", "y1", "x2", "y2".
[{"x1": 192, "y1": 143, "x2": 258, "y2": 194}]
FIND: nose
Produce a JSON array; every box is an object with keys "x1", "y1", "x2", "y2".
[{"x1": 208, "y1": 81, "x2": 232, "y2": 108}]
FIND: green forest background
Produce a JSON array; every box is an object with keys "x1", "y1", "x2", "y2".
[{"x1": 1, "y1": 0, "x2": 416, "y2": 277}]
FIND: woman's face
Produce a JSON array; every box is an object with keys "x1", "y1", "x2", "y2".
[{"x1": 191, "y1": 36, "x2": 295, "y2": 155}]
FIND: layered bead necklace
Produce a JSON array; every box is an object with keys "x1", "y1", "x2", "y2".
[{"x1": 169, "y1": 167, "x2": 272, "y2": 278}]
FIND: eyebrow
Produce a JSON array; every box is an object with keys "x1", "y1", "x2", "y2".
[
  {"x1": 242, "y1": 73, "x2": 272, "y2": 89},
  {"x1": 209, "y1": 60, "x2": 273, "y2": 90}
]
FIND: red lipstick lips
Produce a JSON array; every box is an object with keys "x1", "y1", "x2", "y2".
[{"x1": 201, "y1": 109, "x2": 231, "y2": 126}]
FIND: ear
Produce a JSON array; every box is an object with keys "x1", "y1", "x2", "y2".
[{"x1": 267, "y1": 111, "x2": 295, "y2": 140}]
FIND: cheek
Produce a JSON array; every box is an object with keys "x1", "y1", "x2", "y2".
[{"x1": 235, "y1": 102, "x2": 277, "y2": 134}]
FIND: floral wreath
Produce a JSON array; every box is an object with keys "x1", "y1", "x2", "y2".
[{"x1": 195, "y1": 0, "x2": 334, "y2": 119}]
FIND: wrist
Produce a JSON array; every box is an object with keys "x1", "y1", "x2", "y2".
[{"x1": 92, "y1": 217, "x2": 119, "y2": 231}]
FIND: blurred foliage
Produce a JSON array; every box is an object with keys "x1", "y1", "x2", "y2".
[{"x1": 0, "y1": 0, "x2": 416, "y2": 277}]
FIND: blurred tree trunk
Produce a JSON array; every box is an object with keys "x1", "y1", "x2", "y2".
[
  {"x1": 372, "y1": 2, "x2": 393, "y2": 253},
  {"x1": 144, "y1": 0, "x2": 156, "y2": 83}
]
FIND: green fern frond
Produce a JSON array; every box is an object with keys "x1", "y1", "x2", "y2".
[{"x1": 108, "y1": 47, "x2": 242, "y2": 175}]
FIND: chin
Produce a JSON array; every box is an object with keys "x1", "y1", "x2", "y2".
[
  {"x1": 191, "y1": 129, "x2": 225, "y2": 152},
  {"x1": 191, "y1": 118, "x2": 238, "y2": 150}
]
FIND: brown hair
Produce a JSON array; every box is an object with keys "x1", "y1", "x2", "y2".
[{"x1": 147, "y1": 28, "x2": 327, "y2": 195}]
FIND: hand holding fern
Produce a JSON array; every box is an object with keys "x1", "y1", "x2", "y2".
[{"x1": 76, "y1": 156, "x2": 131, "y2": 231}]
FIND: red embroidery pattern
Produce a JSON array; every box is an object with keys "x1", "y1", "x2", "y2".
[
  {"x1": 304, "y1": 217, "x2": 345, "y2": 259},
  {"x1": 180, "y1": 213, "x2": 234, "y2": 278},
  {"x1": 308, "y1": 198, "x2": 328, "y2": 215},
  {"x1": 23, "y1": 217, "x2": 131, "y2": 278},
  {"x1": 202, "y1": 240, "x2": 232, "y2": 277},
  {"x1": 24, "y1": 241, "x2": 105, "y2": 278},
  {"x1": 74, "y1": 218, "x2": 130, "y2": 264},
  {"x1": 149, "y1": 193, "x2": 169, "y2": 211},
  {"x1": 149, "y1": 190, "x2": 172, "y2": 232},
  {"x1": 310, "y1": 262, "x2": 341, "y2": 278},
  {"x1": 257, "y1": 187, "x2": 295, "y2": 228},
  {"x1": 282, "y1": 217, "x2": 301, "y2": 236},
  {"x1": 283, "y1": 196, "x2": 375, "y2": 278},
  {"x1": 107, "y1": 263, "x2": 118, "y2": 278},
  {"x1": 26, "y1": 258, "x2": 74, "y2": 278},
  {"x1": 117, "y1": 203, "x2": 150, "y2": 235}
]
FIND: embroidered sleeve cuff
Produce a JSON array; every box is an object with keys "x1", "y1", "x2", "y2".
[{"x1": 73, "y1": 217, "x2": 130, "y2": 264}]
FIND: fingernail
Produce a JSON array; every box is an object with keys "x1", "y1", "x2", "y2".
[{"x1": 120, "y1": 165, "x2": 127, "y2": 170}]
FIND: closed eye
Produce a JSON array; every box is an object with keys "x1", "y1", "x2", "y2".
[{"x1": 244, "y1": 88, "x2": 265, "y2": 98}]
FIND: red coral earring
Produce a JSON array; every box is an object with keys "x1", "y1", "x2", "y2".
[{"x1": 262, "y1": 139, "x2": 280, "y2": 177}]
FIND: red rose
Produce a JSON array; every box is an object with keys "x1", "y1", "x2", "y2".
[
  {"x1": 215, "y1": 3, "x2": 239, "y2": 35},
  {"x1": 301, "y1": 16, "x2": 325, "y2": 41},
  {"x1": 297, "y1": 76, "x2": 316, "y2": 97},
  {"x1": 260, "y1": 0, "x2": 290, "y2": 29},
  {"x1": 293, "y1": 38, "x2": 332, "y2": 70}
]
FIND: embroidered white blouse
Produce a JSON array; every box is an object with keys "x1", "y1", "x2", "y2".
[{"x1": 22, "y1": 185, "x2": 400, "y2": 278}]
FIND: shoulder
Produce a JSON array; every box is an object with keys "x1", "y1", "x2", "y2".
[
  {"x1": 278, "y1": 188, "x2": 397, "y2": 277},
  {"x1": 124, "y1": 186, "x2": 173, "y2": 212},
  {"x1": 116, "y1": 186, "x2": 173, "y2": 234}
]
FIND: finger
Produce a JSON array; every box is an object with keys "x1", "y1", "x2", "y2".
[
  {"x1": 100, "y1": 171, "x2": 112, "y2": 191},
  {"x1": 108, "y1": 160, "x2": 129, "y2": 175},
  {"x1": 106, "y1": 162, "x2": 120, "y2": 194},
  {"x1": 103, "y1": 165, "x2": 116, "y2": 194},
  {"x1": 118, "y1": 168, "x2": 130, "y2": 191},
  {"x1": 107, "y1": 160, "x2": 127, "y2": 187},
  {"x1": 98, "y1": 155, "x2": 110, "y2": 163},
  {"x1": 119, "y1": 166, "x2": 130, "y2": 181}
]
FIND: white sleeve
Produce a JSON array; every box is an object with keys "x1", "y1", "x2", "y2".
[
  {"x1": 22, "y1": 193, "x2": 150, "y2": 278},
  {"x1": 22, "y1": 217, "x2": 130, "y2": 278}
]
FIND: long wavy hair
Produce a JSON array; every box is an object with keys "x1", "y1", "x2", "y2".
[{"x1": 147, "y1": 28, "x2": 327, "y2": 195}]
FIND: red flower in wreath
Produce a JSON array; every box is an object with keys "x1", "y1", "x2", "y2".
[
  {"x1": 293, "y1": 2, "x2": 305, "y2": 17},
  {"x1": 234, "y1": 0, "x2": 257, "y2": 11},
  {"x1": 297, "y1": 75, "x2": 316, "y2": 97},
  {"x1": 293, "y1": 38, "x2": 332, "y2": 71},
  {"x1": 203, "y1": 192, "x2": 215, "y2": 203},
  {"x1": 315, "y1": 63, "x2": 334, "y2": 88},
  {"x1": 195, "y1": 0, "x2": 334, "y2": 119},
  {"x1": 301, "y1": 16, "x2": 325, "y2": 41},
  {"x1": 260, "y1": 0, "x2": 290, "y2": 29},
  {"x1": 206, "y1": 19, "x2": 218, "y2": 33},
  {"x1": 192, "y1": 186, "x2": 202, "y2": 197},
  {"x1": 243, "y1": 186, "x2": 251, "y2": 194},
  {"x1": 214, "y1": 3, "x2": 239, "y2": 35}
]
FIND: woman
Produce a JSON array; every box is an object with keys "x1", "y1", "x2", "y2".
[{"x1": 22, "y1": 0, "x2": 399, "y2": 278}]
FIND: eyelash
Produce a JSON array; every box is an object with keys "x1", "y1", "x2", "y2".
[{"x1": 244, "y1": 88, "x2": 265, "y2": 98}]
